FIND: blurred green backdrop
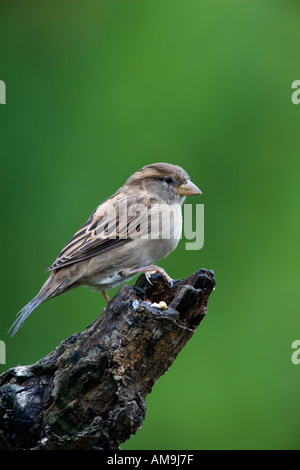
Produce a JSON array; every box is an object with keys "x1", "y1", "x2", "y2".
[{"x1": 1, "y1": 0, "x2": 300, "y2": 450}]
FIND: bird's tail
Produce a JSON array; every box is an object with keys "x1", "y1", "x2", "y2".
[
  {"x1": 9, "y1": 289, "x2": 50, "y2": 337},
  {"x1": 9, "y1": 271, "x2": 71, "y2": 336}
]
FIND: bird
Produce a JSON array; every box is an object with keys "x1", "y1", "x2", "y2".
[{"x1": 9, "y1": 163, "x2": 202, "y2": 335}]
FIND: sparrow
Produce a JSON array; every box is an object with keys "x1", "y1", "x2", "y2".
[{"x1": 10, "y1": 163, "x2": 201, "y2": 335}]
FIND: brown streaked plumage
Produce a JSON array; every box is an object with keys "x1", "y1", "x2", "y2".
[{"x1": 10, "y1": 163, "x2": 201, "y2": 335}]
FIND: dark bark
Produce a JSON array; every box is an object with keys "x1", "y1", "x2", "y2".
[{"x1": 0, "y1": 269, "x2": 215, "y2": 450}]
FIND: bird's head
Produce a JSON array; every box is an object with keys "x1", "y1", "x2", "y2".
[{"x1": 125, "y1": 162, "x2": 202, "y2": 204}]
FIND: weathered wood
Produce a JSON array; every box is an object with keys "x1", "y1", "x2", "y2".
[{"x1": 0, "y1": 269, "x2": 215, "y2": 450}]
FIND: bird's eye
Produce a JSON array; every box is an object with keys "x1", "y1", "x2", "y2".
[{"x1": 164, "y1": 176, "x2": 173, "y2": 184}]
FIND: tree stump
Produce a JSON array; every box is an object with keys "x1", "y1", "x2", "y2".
[{"x1": 0, "y1": 269, "x2": 215, "y2": 450}]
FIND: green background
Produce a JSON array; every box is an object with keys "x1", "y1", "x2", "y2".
[{"x1": 1, "y1": 1, "x2": 300, "y2": 450}]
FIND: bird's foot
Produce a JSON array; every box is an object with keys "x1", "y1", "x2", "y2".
[
  {"x1": 101, "y1": 290, "x2": 110, "y2": 303},
  {"x1": 128, "y1": 265, "x2": 173, "y2": 287}
]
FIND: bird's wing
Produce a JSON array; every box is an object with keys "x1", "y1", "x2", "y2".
[{"x1": 47, "y1": 194, "x2": 151, "y2": 271}]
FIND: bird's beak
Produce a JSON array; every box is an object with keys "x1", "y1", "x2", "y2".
[{"x1": 177, "y1": 180, "x2": 202, "y2": 196}]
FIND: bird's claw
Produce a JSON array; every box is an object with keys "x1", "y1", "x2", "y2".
[
  {"x1": 145, "y1": 270, "x2": 156, "y2": 285},
  {"x1": 145, "y1": 269, "x2": 173, "y2": 288}
]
